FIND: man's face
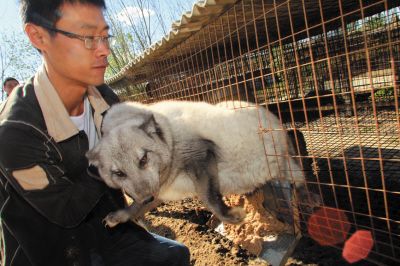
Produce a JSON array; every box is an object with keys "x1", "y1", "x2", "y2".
[
  {"x1": 3, "y1": 80, "x2": 19, "y2": 96},
  {"x1": 43, "y1": 3, "x2": 110, "y2": 87}
]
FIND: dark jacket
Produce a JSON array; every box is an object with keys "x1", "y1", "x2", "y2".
[{"x1": 0, "y1": 70, "x2": 126, "y2": 265}]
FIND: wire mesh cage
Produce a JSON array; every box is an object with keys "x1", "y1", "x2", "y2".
[{"x1": 107, "y1": 0, "x2": 400, "y2": 264}]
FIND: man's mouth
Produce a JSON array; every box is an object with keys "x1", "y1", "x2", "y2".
[
  {"x1": 93, "y1": 64, "x2": 108, "y2": 69},
  {"x1": 93, "y1": 60, "x2": 108, "y2": 69}
]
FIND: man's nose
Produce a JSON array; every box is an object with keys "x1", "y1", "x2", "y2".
[{"x1": 95, "y1": 39, "x2": 111, "y2": 57}]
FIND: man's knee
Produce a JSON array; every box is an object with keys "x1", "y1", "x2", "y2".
[
  {"x1": 154, "y1": 235, "x2": 190, "y2": 266},
  {"x1": 171, "y1": 243, "x2": 190, "y2": 266}
]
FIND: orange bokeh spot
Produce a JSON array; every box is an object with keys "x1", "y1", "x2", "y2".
[
  {"x1": 307, "y1": 207, "x2": 350, "y2": 246},
  {"x1": 342, "y1": 230, "x2": 374, "y2": 263}
]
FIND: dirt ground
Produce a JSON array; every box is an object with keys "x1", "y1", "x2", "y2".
[
  {"x1": 143, "y1": 199, "x2": 265, "y2": 266},
  {"x1": 143, "y1": 198, "x2": 377, "y2": 266}
]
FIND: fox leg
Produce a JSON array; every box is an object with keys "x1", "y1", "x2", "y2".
[{"x1": 193, "y1": 150, "x2": 245, "y2": 224}]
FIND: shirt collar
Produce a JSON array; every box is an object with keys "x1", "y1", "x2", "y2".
[{"x1": 34, "y1": 65, "x2": 110, "y2": 142}]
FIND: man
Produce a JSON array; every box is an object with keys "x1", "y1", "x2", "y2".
[
  {"x1": 2, "y1": 77, "x2": 19, "y2": 97},
  {"x1": 0, "y1": 0, "x2": 190, "y2": 265}
]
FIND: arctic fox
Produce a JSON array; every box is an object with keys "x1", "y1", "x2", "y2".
[{"x1": 87, "y1": 101, "x2": 309, "y2": 227}]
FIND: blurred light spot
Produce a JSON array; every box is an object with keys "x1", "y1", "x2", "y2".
[
  {"x1": 307, "y1": 207, "x2": 350, "y2": 246},
  {"x1": 342, "y1": 230, "x2": 374, "y2": 263}
]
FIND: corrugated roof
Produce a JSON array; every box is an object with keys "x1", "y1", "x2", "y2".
[{"x1": 105, "y1": 0, "x2": 237, "y2": 86}]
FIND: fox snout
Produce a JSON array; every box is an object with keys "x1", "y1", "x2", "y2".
[{"x1": 123, "y1": 188, "x2": 155, "y2": 206}]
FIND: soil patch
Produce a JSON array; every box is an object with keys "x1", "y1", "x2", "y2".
[{"x1": 143, "y1": 198, "x2": 375, "y2": 265}]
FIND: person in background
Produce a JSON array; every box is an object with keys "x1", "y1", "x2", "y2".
[
  {"x1": 0, "y1": 0, "x2": 190, "y2": 265},
  {"x1": 2, "y1": 77, "x2": 19, "y2": 97}
]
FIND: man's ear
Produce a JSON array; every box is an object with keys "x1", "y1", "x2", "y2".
[{"x1": 24, "y1": 23, "x2": 48, "y2": 52}]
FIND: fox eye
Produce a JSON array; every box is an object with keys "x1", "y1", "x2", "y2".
[
  {"x1": 111, "y1": 170, "x2": 126, "y2": 178},
  {"x1": 139, "y1": 152, "x2": 148, "y2": 169}
]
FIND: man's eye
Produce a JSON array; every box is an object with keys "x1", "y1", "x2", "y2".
[
  {"x1": 139, "y1": 152, "x2": 148, "y2": 169},
  {"x1": 111, "y1": 170, "x2": 126, "y2": 178}
]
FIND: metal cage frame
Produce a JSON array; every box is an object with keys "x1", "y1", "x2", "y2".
[{"x1": 107, "y1": 0, "x2": 400, "y2": 264}]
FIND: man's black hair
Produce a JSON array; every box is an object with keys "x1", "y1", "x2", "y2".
[
  {"x1": 19, "y1": 0, "x2": 106, "y2": 30},
  {"x1": 3, "y1": 77, "x2": 19, "y2": 88}
]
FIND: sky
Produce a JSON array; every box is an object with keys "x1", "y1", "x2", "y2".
[
  {"x1": 0, "y1": 0, "x2": 22, "y2": 33},
  {"x1": 0, "y1": 0, "x2": 197, "y2": 91},
  {"x1": 0, "y1": 0, "x2": 196, "y2": 38}
]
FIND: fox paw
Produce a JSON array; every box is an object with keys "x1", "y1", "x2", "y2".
[{"x1": 103, "y1": 210, "x2": 131, "y2": 228}]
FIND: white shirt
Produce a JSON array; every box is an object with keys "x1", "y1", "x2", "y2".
[{"x1": 70, "y1": 97, "x2": 99, "y2": 149}]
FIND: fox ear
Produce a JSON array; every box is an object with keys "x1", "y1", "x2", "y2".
[
  {"x1": 86, "y1": 143, "x2": 102, "y2": 167},
  {"x1": 86, "y1": 143, "x2": 106, "y2": 181},
  {"x1": 139, "y1": 114, "x2": 164, "y2": 141},
  {"x1": 140, "y1": 114, "x2": 155, "y2": 133}
]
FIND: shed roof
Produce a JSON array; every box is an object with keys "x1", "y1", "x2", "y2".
[{"x1": 106, "y1": 0, "x2": 237, "y2": 86}]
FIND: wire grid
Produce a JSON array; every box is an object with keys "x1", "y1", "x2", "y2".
[{"x1": 121, "y1": 0, "x2": 400, "y2": 264}]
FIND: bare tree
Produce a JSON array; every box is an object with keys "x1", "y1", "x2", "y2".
[
  {"x1": 104, "y1": 0, "x2": 195, "y2": 96},
  {"x1": 0, "y1": 31, "x2": 41, "y2": 100}
]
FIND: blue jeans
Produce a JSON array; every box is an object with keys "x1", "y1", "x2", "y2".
[
  {"x1": 89, "y1": 221, "x2": 190, "y2": 266},
  {"x1": 90, "y1": 225, "x2": 190, "y2": 266},
  {"x1": 80, "y1": 192, "x2": 191, "y2": 266}
]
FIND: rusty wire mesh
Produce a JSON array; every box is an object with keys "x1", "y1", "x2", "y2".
[{"x1": 112, "y1": 0, "x2": 399, "y2": 264}]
